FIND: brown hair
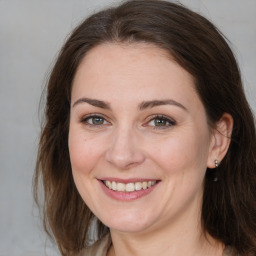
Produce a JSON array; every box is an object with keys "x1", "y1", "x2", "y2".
[{"x1": 34, "y1": 0, "x2": 256, "y2": 255}]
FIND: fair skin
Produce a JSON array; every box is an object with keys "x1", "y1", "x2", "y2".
[{"x1": 69, "y1": 43, "x2": 233, "y2": 256}]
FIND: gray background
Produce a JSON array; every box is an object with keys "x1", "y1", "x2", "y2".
[{"x1": 0, "y1": 0, "x2": 255, "y2": 255}]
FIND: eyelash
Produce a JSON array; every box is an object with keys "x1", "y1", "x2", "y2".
[
  {"x1": 81, "y1": 114, "x2": 109, "y2": 128},
  {"x1": 146, "y1": 114, "x2": 176, "y2": 129},
  {"x1": 80, "y1": 114, "x2": 176, "y2": 129}
]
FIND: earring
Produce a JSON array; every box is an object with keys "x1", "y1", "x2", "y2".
[{"x1": 213, "y1": 159, "x2": 219, "y2": 182}]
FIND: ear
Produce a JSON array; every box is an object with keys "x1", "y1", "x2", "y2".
[{"x1": 207, "y1": 113, "x2": 233, "y2": 168}]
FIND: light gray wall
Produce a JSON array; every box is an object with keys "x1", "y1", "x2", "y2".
[{"x1": 0, "y1": 1, "x2": 255, "y2": 255}]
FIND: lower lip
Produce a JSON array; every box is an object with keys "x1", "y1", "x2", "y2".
[{"x1": 99, "y1": 180, "x2": 159, "y2": 201}]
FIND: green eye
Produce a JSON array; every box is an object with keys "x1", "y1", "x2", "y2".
[
  {"x1": 82, "y1": 115, "x2": 108, "y2": 126},
  {"x1": 154, "y1": 118, "x2": 168, "y2": 126},
  {"x1": 148, "y1": 115, "x2": 176, "y2": 129},
  {"x1": 91, "y1": 117, "x2": 104, "y2": 125}
]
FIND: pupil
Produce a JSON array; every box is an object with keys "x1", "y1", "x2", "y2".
[
  {"x1": 155, "y1": 118, "x2": 166, "y2": 126},
  {"x1": 93, "y1": 117, "x2": 103, "y2": 125}
]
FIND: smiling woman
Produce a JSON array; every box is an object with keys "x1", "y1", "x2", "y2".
[
  {"x1": 69, "y1": 43, "x2": 215, "y2": 232},
  {"x1": 34, "y1": 1, "x2": 256, "y2": 256}
]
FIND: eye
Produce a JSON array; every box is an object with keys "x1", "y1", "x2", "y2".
[
  {"x1": 147, "y1": 115, "x2": 176, "y2": 129},
  {"x1": 81, "y1": 115, "x2": 109, "y2": 126}
]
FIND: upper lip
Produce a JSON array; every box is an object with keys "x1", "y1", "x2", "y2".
[{"x1": 99, "y1": 177, "x2": 160, "y2": 184}]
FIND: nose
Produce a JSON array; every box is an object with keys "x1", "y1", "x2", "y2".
[{"x1": 105, "y1": 126, "x2": 146, "y2": 170}]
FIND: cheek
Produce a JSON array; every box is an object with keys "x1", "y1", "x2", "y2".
[
  {"x1": 148, "y1": 131, "x2": 210, "y2": 177},
  {"x1": 68, "y1": 128, "x2": 102, "y2": 176},
  {"x1": 68, "y1": 129, "x2": 104, "y2": 209}
]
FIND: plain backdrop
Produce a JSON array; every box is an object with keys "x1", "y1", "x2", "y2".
[{"x1": 0, "y1": 0, "x2": 255, "y2": 255}]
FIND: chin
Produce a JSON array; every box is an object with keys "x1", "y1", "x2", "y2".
[{"x1": 99, "y1": 209, "x2": 156, "y2": 233}]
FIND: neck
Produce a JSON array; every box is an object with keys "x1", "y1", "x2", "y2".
[{"x1": 108, "y1": 229, "x2": 224, "y2": 256}]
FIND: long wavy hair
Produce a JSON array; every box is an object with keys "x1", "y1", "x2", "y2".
[{"x1": 34, "y1": 0, "x2": 256, "y2": 255}]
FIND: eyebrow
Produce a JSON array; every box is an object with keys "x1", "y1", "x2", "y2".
[
  {"x1": 72, "y1": 98, "x2": 111, "y2": 109},
  {"x1": 139, "y1": 99, "x2": 187, "y2": 111},
  {"x1": 72, "y1": 97, "x2": 187, "y2": 111}
]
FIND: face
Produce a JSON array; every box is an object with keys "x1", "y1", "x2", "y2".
[{"x1": 69, "y1": 43, "x2": 216, "y2": 234}]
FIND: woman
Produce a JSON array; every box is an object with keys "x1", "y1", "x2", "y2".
[{"x1": 34, "y1": 0, "x2": 256, "y2": 255}]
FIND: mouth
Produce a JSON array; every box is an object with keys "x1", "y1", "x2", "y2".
[
  {"x1": 102, "y1": 180, "x2": 159, "y2": 192},
  {"x1": 99, "y1": 178, "x2": 160, "y2": 201}
]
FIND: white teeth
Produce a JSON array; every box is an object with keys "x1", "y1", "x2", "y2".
[
  {"x1": 104, "y1": 180, "x2": 157, "y2": 192},
  {"x1": 135, "y1": 182, "x2": 142, "y2": 191},
  {"x1": 142, "y1": 181, "x2": 147, "y2": 190},
  {"x1": 117, "y1": 182, "x2": 125, "y2": 192},
  {"x1": 112, "y1": 181, "x2": 117, "y2": 191},
  {"x1": 126, "y1": 183, "x2": 135, "y2": 192}
]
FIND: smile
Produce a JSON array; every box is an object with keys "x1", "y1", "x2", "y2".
[{"x1": 103, "y1": 180, "x2": 157, "y2": 192}]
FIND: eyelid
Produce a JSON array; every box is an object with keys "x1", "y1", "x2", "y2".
[
  {"x1": 80, "y1": 113, "x2": 111, "y2": 126},
  {"x1": 80, "y1": 113, "x2": 176, "y2": 129},
  {"x1": 144, "y1": 114, "x2": 176, "y2": 128}
]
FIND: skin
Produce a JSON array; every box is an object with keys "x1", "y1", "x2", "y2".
[{"x1": 69, "y1": 43, "x2": 233, "y2": 256}]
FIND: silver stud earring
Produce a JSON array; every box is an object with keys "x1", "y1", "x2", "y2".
[{"x1": 213, "y1": 159, "x2": 219, "y2": 182}]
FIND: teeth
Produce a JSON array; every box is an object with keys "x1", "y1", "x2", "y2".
[
  {"x1": 104, "y1": 180, "x2": 157, "y2": 192},
  {"x1": 135, "y1": 182, "x2": 142, "y2": 191},
  {"x1": 142, "y1": 181, "x2": 147, "y2": 190},
  {"x1": 126, "y1": 183, "x2": 135, "y2": 192},
  {"x1": 117, "y1": 182, "x2": 125, "y2": 192}
]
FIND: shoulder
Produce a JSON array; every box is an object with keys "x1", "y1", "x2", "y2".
[{"x1": 76, "y1": 234, "x2": 111, "y2": 256}]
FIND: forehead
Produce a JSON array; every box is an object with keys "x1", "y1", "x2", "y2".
[{"x1": 72, "y1": 42, "x2": 199, "y2": 107}]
